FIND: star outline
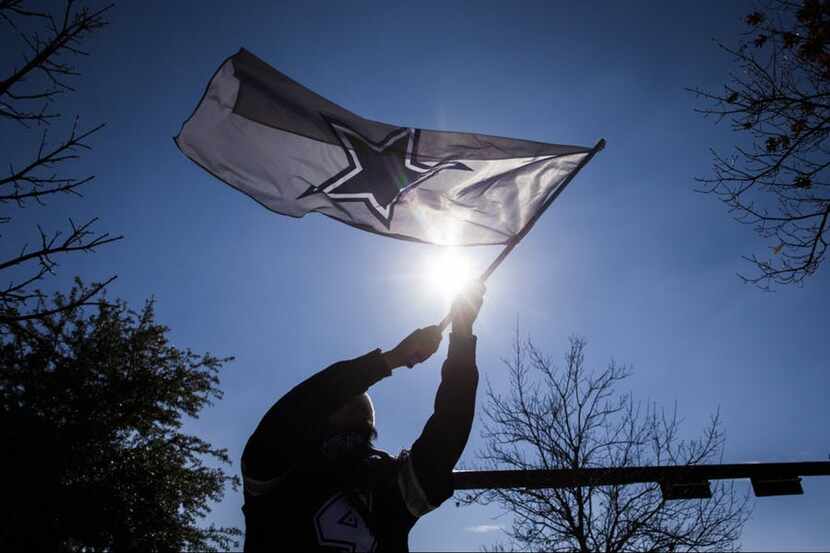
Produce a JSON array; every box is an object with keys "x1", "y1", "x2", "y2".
[{"x1": 298, "y1": 114, "x2": 470, "y2": 228}]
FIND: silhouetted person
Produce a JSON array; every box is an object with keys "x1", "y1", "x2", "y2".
[{"x1": 241, "y1": 283, "x2": 485, "y2": 551}]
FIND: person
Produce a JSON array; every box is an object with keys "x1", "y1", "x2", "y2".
[{"x1": 240, "y1": 282, "x2": 485, "y2": 551}]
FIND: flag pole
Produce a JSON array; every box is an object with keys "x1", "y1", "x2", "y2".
[{"x1": 438, "y1": 138, "x2": 606, "y2": 331}]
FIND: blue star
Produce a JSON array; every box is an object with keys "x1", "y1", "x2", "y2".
[{"x1": 299, "y1": 116, "x2": 471, "y2": 228}]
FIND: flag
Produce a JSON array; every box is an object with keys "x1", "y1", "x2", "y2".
[{"x1": 176, "y1": 49, "x2": 601, "y2": 246}]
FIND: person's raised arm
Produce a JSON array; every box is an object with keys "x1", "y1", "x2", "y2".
[
  {"x1": 242, "y1": 328, "x2": 444, "y2": 484},
  {"x1": 401, "y1": 283, "x2": 484, "y2": 516}
]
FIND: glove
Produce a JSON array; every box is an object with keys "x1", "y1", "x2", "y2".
[
  {"x1": 386, "y1": 325, "x2": 443, "y2": 369},
  {"x1": 451, "y1": 280, "x2": 485, "y2": 336}
]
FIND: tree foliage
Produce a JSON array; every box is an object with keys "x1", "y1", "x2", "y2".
[
  {"x1": 0, "y1": 285, "x2": 241, "y2": 551},
  {"x1": 463, "y1": 333, "x2": 750, "y2": 552},
  {"x1": 692, "y1": 0, "x2": 830, "y2": 288},
  {"x1": 1, "y1": 0, "x2": 120, "y2": 323}
]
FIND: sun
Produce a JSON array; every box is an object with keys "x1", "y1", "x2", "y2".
[{"x1": 427, "y1": 248, "x2": 475, "y2": 302}]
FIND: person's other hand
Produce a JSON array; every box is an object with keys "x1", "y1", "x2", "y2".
[
  {"x1": 451, "y1": 280, "x2": 485, "y2": 336},
  {"x1": 385, "y1": 325, "x2": 443, "y2": 369}
]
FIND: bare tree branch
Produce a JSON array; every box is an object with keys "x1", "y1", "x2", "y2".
[
  {"x1": 691, "y1": 0, "x2": 830, "y2": 288},
  {"x1": 0, "y1": 275, "x2": 116, "y2": 324},
  {"x1": 462, "y1": 332, "x2": 752, "y2": 552},
  {"x1": 0, "y1": 0, "x2": 112, "y2": 125},
  {"x1": 0, "y1": 119, "x2": 104, "y2": 207},
  {"x1": 1, "y1": 1, "x2": 117, "y2": 326}
]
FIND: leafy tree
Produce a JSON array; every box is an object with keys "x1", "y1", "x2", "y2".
[
  {"x1": 1, "y1": 0, "x2": 120, "y2": 323},
  {"x1": 0, "y1": 285, "x2": 241, "y2": 551},
  {"x1": 692, "y1": 0, "x2": 830, "y2": 288},
  {"x1": 463, "y1": 333, "x2": 750, "y2": 552},
  {"x1": 1, "y1": 3, "x2": 240, "y2": 549}
]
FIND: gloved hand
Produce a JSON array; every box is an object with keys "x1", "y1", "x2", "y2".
[
  {"x1": 451, "y1": 280, "x2": 485, "y2": 337},
  {"x1": 384, "y1": 325, "x2": 443, "y2": 369}
]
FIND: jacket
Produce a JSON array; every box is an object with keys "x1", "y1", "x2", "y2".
[{"x1": 240, "y1": 333, "x2": 478, "y2": 551}]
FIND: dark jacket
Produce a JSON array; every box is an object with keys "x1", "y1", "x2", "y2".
[{"x1": 241, "y1": 333, "x2": 478, "y2": 552}]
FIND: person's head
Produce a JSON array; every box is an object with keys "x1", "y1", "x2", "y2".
[{"x1": 326, "y1": 392, "x2": 377, "y2": 443}]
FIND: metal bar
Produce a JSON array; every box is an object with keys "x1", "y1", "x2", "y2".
[
  {"x1": 438, "y1": 138, "x2": 606, "y2": 330},
  {"x1": 452, "y1": 461, "x2": 830, "y2": 490}
]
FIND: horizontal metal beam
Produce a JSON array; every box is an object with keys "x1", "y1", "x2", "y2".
[{"x1": 452, "y1": 461, "x2": 830, "y2": 491}]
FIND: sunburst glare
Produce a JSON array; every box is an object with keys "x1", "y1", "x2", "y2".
[{"x1": 427, "y1": 248, "x2": 474, "y2": 302}]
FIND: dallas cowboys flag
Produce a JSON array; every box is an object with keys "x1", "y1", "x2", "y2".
[{"x1": 176, "y1": 49, "x2": 601, "y2": 246}]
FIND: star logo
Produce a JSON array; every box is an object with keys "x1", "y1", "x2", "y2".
[{"x1": 299, "y1": 115, "x2": 471, "y2": 228}]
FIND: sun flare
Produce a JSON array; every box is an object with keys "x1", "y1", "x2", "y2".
[{"x1": 427, "y1": 248, "x2": 474, "y2": 302}]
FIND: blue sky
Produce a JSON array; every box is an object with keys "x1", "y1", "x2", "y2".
[{"x1": 3, "y1": 0, "x2": 829, "y2": 550}]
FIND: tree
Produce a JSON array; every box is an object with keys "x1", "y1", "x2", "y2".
[
  {"x1": 692, "y1": 0, "x2": 830, "y2": 289},
  {"x1": 462, "y1": 333, "x2": 751, "y2": 552},
  {"x1": 1, "y1": 0, "x2": 120, "y2": 323},
  {"x1": 0, "y1": 286, "x2": 241, "y2": 551}
]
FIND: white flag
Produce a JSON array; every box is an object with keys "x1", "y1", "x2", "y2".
[{"x1": 176, "y1": 49, "x2": 601, "y2": 246}]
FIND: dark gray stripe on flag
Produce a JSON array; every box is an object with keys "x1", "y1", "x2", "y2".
[{"x1": 231, "y1": 49, "x2": 592, "y2": 162}]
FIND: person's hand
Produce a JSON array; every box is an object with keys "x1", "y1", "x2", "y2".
[
  {"x1": 451, "y1": 280, "x2": 485, "y2": 336},
  {"x1": 384, "y1": 325, "x2": 443, "y2": 369}
]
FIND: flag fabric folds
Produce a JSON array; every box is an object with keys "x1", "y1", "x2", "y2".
[{"x1": 176, "y1": 49, "x2": 599, "y2": 246}]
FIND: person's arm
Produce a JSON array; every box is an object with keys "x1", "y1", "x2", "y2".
[
  {"x1": 242, "y1": 349, "x2": 390, "y2": 482},
  {"x1": 400, "y1": 283, "x2": 484, "y2": 516},
  {"x1": 242, "y1": 328, "x2": 443, "y2": 485}
]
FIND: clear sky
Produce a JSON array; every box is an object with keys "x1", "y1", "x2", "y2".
[{"x1": 3, "y1": 0, "x2": 829, "y2": 550}]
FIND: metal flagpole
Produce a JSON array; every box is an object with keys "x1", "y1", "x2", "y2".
[{"x1": 438, "y1": 138, "x2": 606, "y2": 330}]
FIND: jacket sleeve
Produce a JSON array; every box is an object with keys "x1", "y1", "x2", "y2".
[
  {"x1": 399, "y1": 333, "x2": 478, "y2": 516},
  {"x1": 242, "y1": 348, "x2": 391, "y2": 485}
]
